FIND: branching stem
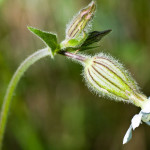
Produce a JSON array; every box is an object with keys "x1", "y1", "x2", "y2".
[{"x1": 0, "y1": 47, "x2": 86, "y2": 149}]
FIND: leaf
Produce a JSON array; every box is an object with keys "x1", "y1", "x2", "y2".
[
  {"x1": 80, "y1": 45, "x2": 100, "y2": 51},
  {"x1": 81, "y1": 29, "x2": 112, "y2": 47},
  {"x1": 63, "y1": 29, "x2": 111, "y2": 52},
  {"x1": 27, "y1": 26, "x2": 59, "y2": 56},
  {"x1": 67, "y1": 39, "x2": 81, "y2": 47},
  {"x1": 63, "y1": 45, "x2": 99, "y2": 53}
]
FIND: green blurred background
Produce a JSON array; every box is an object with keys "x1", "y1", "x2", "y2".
[{"x1": 0, "y1": 0, "x2": 150, "y2": 149}]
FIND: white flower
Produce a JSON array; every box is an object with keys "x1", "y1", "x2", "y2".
[{"x1": 123, "y1": 97, "x2": 150, "y2": 144}]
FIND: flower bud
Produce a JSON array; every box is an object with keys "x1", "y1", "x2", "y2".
[
  {"x1": 83, "y1": 53, "x2": 148, "y2": 107},
  {"x1": 66, "y1": 1, "x2": 96, "y2": 39},
  {"x1": 60, "y1": 1, "x2": 96, "y2": 49}
]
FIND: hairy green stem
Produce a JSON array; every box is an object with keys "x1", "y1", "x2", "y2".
[
  {"x1": 0, "y1": 47, "x2": 51, "y2": 149},
  {"x1": 0, "y1": 46, "x2": 86, "y2": 149}
]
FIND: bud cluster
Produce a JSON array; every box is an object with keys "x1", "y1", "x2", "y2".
[
  {"x1": 83, "y1": 53, "x2": 148, "y2": 107},
  {"x1": 58, "y1": 1, "x2": 150, "y2": 144}
]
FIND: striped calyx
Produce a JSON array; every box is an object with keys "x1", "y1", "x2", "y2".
[
  {"x1": 66, "y1": 1, "x2": 96, "y2": 39},
  {"x1": 60, "y1": 1, "x2": 96, "y2": 49},
  {"x1": 83, "y1": 53, "x2": 148, "y2": 107}
]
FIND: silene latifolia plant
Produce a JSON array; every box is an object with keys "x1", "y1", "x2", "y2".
[{"x1": 0, "y1": 1, "x2": 150, "y2": 148}]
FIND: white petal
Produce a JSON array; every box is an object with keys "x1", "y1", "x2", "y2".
[
  {"x1": 142, "y1": 100, "x2": 150, "y2": 114},
  {"x1": 131, "y1": 113, "x2": 142, "y2": 130},
  {"x1": 123, "y1": 125, "x2": 132, "y2": 144}
]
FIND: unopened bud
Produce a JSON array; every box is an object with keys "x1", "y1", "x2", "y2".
[
  {"x1": 60, "y1": 1, "x2": 96, "y2": 49},
  {"x1": 66, "y1": 1, "x2": 96, "y2": 39},
  {"x1": 83, "y1": 53, "x2": 148, "y2": 107}
]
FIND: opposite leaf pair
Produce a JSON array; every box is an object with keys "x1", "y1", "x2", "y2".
[{"x1": 28, "y1": 1, "x2": 111, "y2": 57}]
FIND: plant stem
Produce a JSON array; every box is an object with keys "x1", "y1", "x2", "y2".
[
  {"x1": 58, "y1": 50, "x2": 87, "y2": 62},
  {"x1": 0, "y1": 47, "x2": 86, "y2": 149},
  {"x1": 0, "y1": 47, "x2": 51, "y2": 149}
]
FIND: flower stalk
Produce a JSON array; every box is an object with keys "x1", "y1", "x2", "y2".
[
  {"x1": 0, "y1": 47, "x2": 52, "y2": 149},
  {"x1": 58, "y1": 50, "x2": 87, "y2": 63}
]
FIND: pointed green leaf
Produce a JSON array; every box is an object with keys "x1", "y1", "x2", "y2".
[
  {"x1": 80, "y1": 45, "x2": 100, "y2": 51},
  {"x1": 27, "y1": 26, "x2": 59, "y2": 55},
  {"x1": 81, "y1": 29, "x2": 112, "y2": 47}
]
